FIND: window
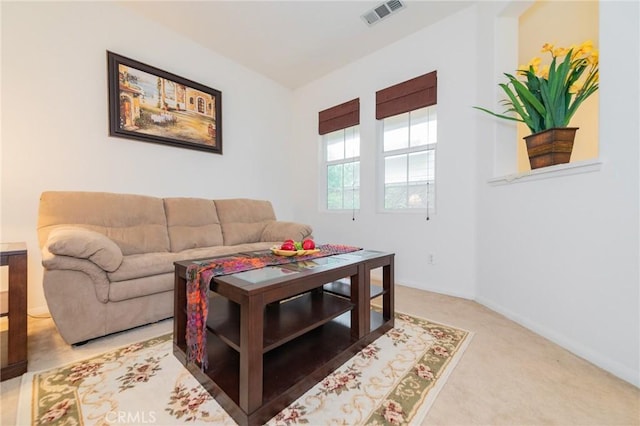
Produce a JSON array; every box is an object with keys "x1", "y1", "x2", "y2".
[
  {"x1": 381, "y1": 106, "x2": 436, "y2": 211},
  {"x1": 318, "y1": 98, "x2": 360, "y2": 211},
  {"x1": 376, "y1": 70, "x2": 437, "y2": 214},
  {"x1": 323, "y1": 126, "x2": 360, "y2": 210}
]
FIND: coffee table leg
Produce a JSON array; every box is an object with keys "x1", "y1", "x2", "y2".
[
  {"x1": 383, "y1": 259, "x2": 395, "y2": 326},
  {"x1": 351, "y1": 264, "x2": 367, "y2": 339},
  {"x1": 173, "y1": 270, "x2": 187, "y2": 353},
  {"x1": 239, "y1": 294, "x2": 264, "y2": 413}
]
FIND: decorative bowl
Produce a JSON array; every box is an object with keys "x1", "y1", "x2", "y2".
[{"x1": 271, "y1": 247, "x2": 320, "y2": 257}]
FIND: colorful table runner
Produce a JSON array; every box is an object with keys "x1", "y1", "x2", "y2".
[{"x1": 185, "y1": 244, "x2": 362, "y2": 369}]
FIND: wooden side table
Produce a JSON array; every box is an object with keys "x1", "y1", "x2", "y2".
[{"x1": 1, "y1": 242, "x2": 28, "y2": 381}]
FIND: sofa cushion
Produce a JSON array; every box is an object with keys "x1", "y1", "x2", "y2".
[
  {"x1": 107, "y1": 252, "x2": 180, "y2": 282},
  {"x1": 109, "y1": 242, "x2": 277, "y2": 291},
  {"x1": 38, "y1": 191, "x2": 170, "y2": 255},
  {"x1": 108, "y1": 273, "x2": 174, "y2": 302},
  {"x1": 164, "y1": 197, "x2": 224, "y2": 252},
  {"x1": 215, "y1": 199, "x2": 276, "y2": 245},
  {"x1": 46, "y1": 226, "x2": 124, "y2": 272}
]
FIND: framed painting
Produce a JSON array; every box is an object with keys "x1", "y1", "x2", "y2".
[{"x1": 107, "y1": 51, "x2": 222, "y2": 154}]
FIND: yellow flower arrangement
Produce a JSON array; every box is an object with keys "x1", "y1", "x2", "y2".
[{"x1": 475, "y1": 40, "x2": 599, "y2": 134}]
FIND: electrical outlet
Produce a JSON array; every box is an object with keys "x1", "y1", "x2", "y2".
[{"x1": 428, "y1": 253, "x2": 435, "y2": 264}]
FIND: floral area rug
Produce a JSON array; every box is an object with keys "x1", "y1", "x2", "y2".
[{"x1": 18, "y1": 312, "x2": 471, "y2": 425}]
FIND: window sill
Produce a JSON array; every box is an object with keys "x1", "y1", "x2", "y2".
[{"x1": 488, "y1": 159, "x2": 602, "y2": 186}]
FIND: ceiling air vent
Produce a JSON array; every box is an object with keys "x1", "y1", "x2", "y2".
[{"x1": 361, "y1": 0, "x2": 406, "y2": 26}]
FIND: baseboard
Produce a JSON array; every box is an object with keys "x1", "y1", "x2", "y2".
[
  {"x1": 397, "y1": 280, "x2": 475, "y2": 300},
  {"x1": 475, "y1": 296, "x2": 640, "y2": 388}
]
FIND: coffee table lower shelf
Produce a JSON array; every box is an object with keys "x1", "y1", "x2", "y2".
[{"x1": 174, "y1": 312, "x2": 391, "y2": 425}]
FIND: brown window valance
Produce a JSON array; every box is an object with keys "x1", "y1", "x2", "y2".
[
  {"x1": 376, "y1": 71, "x2": 437, "y2": 120},
  {"x1": 318, "y1": 98, "x2": 360, "y2": 135}
]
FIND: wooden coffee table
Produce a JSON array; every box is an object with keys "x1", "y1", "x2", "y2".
[{"x1": 173, "y1": 249, "x2": 394, "y2": 426}]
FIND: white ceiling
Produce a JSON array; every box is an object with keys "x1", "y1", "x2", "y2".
[{"x1": 119, "y1": 1, "x2": 475, "y2": 89}]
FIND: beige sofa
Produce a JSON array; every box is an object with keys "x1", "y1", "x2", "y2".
[{"x1": 37, "y1": 191, "x2": 312, "y2": 344}]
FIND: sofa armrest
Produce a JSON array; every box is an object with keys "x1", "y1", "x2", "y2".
[
  {"x1": 41, "y1": 246, "x2": 111, "y2": 303},
  {"x1": 261, "y1": 221, "x2": 313, "y2": 242},
  {"x1": 45, "y1": 226, "x2": 123, "y2": 272}
]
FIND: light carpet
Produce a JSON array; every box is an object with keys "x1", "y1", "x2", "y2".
[{"x1": 18, "y1": 312, "x2": 471, "y2": 425}]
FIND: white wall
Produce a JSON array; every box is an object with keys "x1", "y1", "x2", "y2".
[
  {"x1": 1, "y1": 2, "x2": 294, "y2": 312},
  {"x1": 474, "y1": 1, "x2": 639, "y2": 387},
  {"x1": 291, "y1": 6, "x2": 479, "y2": 299}
]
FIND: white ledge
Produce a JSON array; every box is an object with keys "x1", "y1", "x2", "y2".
[{"x1": 488, "y1": 159, "x2": 603, "y2": 185}]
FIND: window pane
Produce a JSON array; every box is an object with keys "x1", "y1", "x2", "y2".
[
  {"x1": 343, "y1": 161, "x2": 359, "y2": 188},
  {"x1": 327, "y1": 164, "x2": 343, "y2": 190},
  {"x1": 426, "y1": 150, "x2": 435, "y2": 180},
  {"x1": 383, "y1": 113, "x2": 409, "y2": 151},
  {"x1": 410, "y1": 107, "x2": 429, "y2": 147},
  {"x1": 343, "y1": 188, "x2": 359, "y2": 209},
  {"x1": 328, "y1": 164, "x2": 343, "y2": 212},
  {"x1": 326, "y1": 130, "x2": 344, "y2": 161},
  {"x1": 327, "y1": 160, "x2": 360, "y2": 210},
  {"x1": 385, "y1": 184, "x2": 407, "y2": 209},
  {"x1": 342, "y1": 161, "x2": 360, "y2": 209},
  {"x1": 344, "y1": 127, "x2": 360, "y2": 159},
  {"x1": 327, "y1": 189, "x2": 343, "y2": 210},
  {"x1": 408, "y1": 151, "x2": 428, "y2": 182},
  {"x1": 385, "y1": 154, "x2": 407, "y2": 184},
  {"x1": 408, "y1": 184, "x2": 428, "y2": 208},
  {"x1": 353, "y1": 161, "x2": 360, "y2": 187},
  {"x1": 428, "y1": 109, "x2": 437, "y2": 144},
  {"x1": 427, "y1": 181, "x2": 435, "y2": 209}
]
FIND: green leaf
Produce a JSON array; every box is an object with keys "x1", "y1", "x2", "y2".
[
  {"x1": 506, "y1": 79, "x2": 546, "y2": 132},
  {"x1": 498, "y1": 82, "x2": 537, "y2": 131},
  {"x1": 473, "y1": 106, "x2": 526, "y2": 124},
  {"x1": 506, "y1": 75, "x2": 545, "y2": 115},
  {"x1": 539, "y1": 79, "x2": 558, "y2": 128}
]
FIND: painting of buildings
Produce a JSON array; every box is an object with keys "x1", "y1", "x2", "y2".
[{"x1": 109, "y1": 52, "x2": 222, "y2": 153}]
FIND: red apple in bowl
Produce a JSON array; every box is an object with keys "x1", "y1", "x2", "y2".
[
  {"x1": 302, "y1": 239, "x2": 315, "y2": 250},
  {"x1": 280, "y1": 241, "x2": 296, "y2": 251}
]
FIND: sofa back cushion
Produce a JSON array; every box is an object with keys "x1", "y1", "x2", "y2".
[
  {"x1": 38, "y1": 191, "x2": 170, "y2": 255},
  {"x1": 164, "y1": 197, "x2": 224, "y2": 252},
  {"x1": 214, "y1": 199, "x2": 276, "y2": 245}
]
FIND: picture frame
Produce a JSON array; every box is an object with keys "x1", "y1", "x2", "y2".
[{"x1": 107, "y1": 51, "x2": 222, "y2": 154}]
